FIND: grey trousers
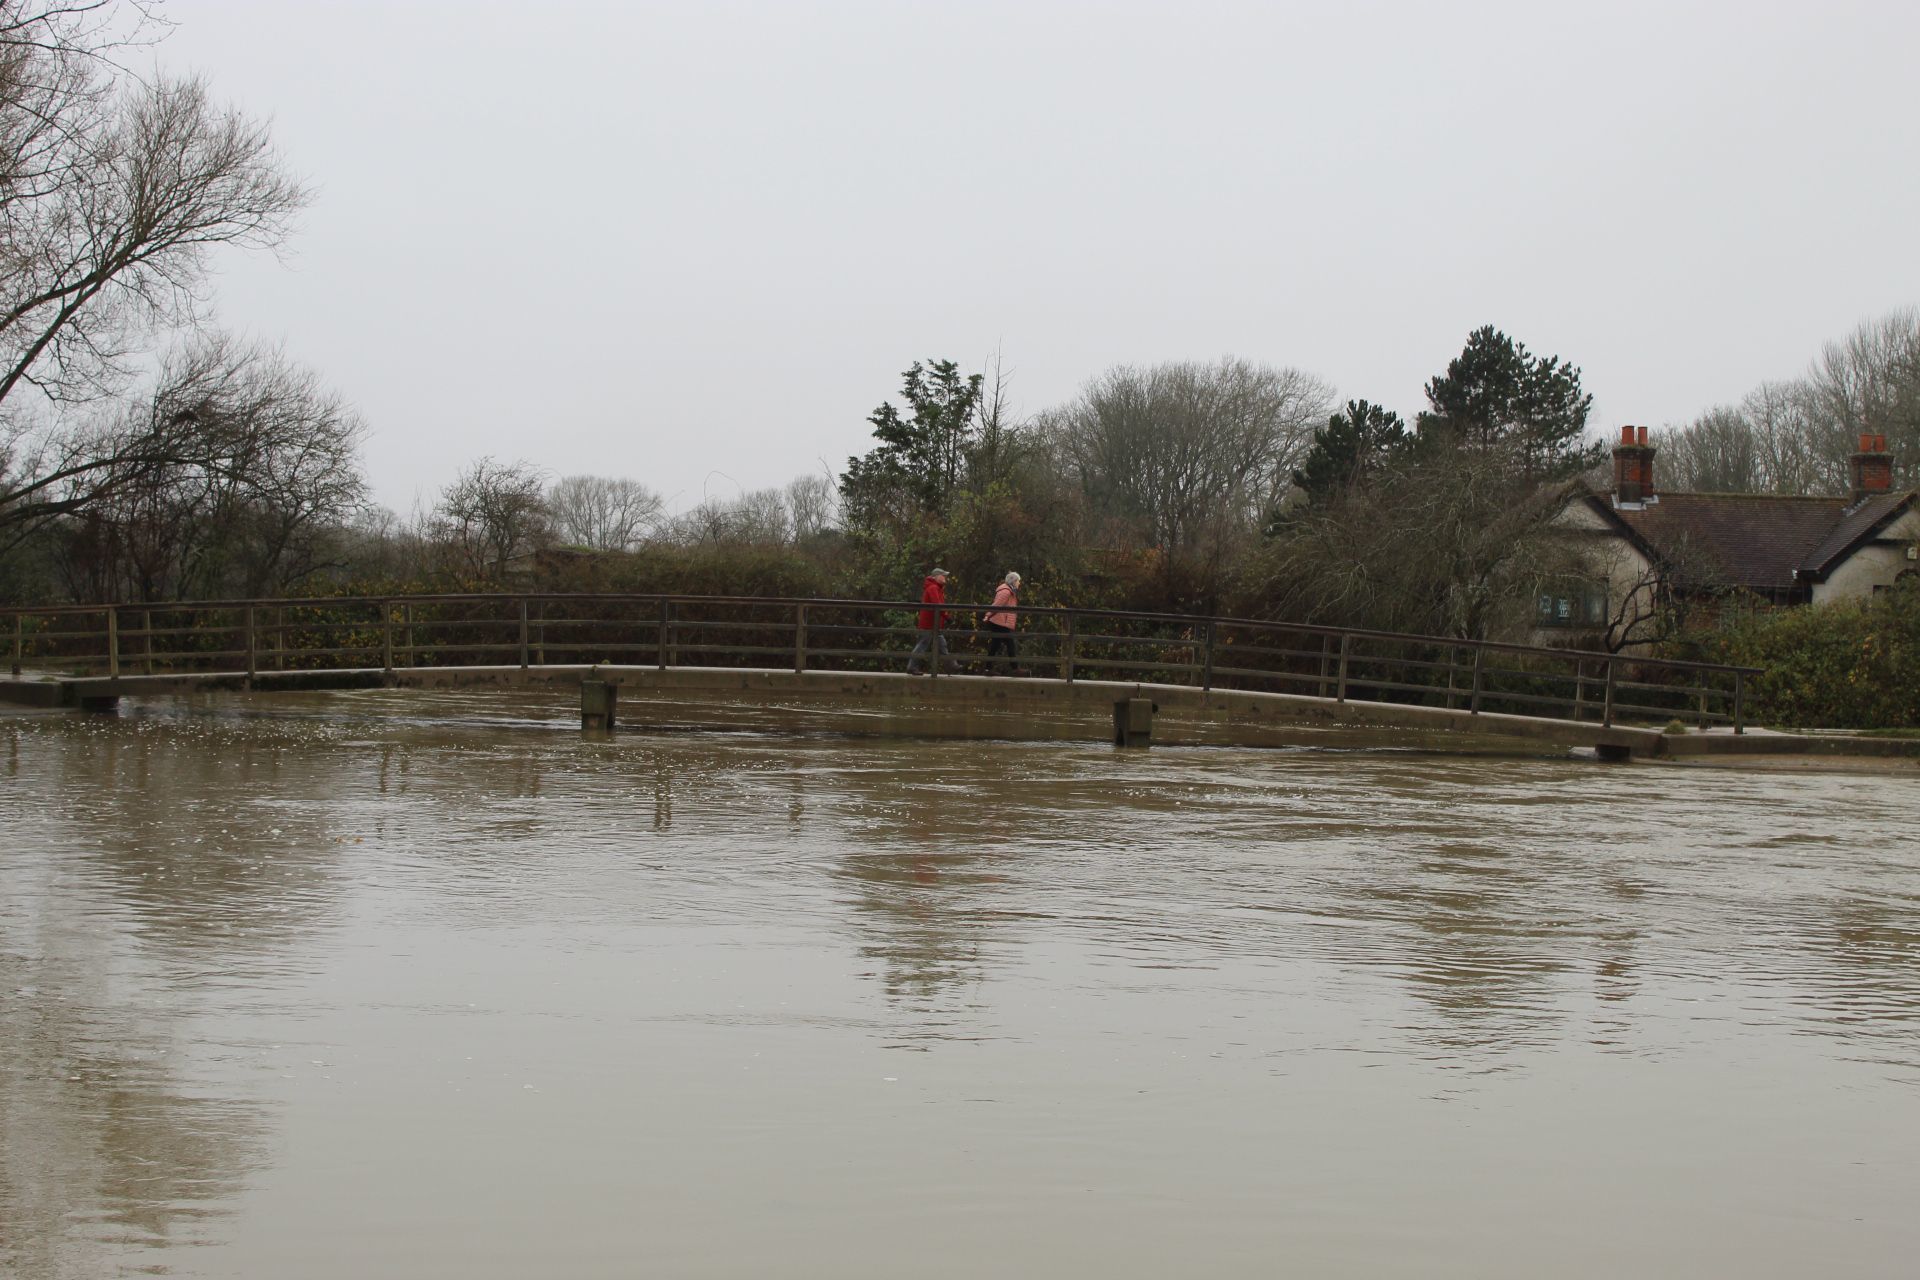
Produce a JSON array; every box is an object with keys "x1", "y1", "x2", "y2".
[{"x1": 906, "y1": 631, "x2": 953, "y2": 673}]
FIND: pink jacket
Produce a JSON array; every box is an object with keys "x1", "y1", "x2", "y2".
[{"x1": 984, "y1": 582, "x2": 1019, "y2": 629}]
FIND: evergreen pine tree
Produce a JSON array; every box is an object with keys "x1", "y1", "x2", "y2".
[{"x1": 1415, "y1": 326, "x2": 1600, "y2": 479}]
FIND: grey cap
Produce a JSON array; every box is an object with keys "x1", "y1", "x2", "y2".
[{"x1": 929, "y1": 567, "x2": 949, "y2": 578}]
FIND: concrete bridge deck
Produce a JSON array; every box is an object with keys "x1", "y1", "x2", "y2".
[{"x1": 4, "y1": 661, "x2": 1893, "y2": 763}]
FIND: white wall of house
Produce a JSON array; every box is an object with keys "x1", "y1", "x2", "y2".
[
  {"x1": 1812, "y1": 509, "x2": 1920, "y2": 603},
  {"x1": 1536, "y1": 503, "x2": 1659, "y2": 648}
]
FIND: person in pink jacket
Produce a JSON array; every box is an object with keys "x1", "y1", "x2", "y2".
[{"x1": 981, "y1": 571, "x2": 1022, "y2": 675}]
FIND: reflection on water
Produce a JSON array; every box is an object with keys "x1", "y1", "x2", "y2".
[{"x1": 3, "y1": 689, "x2": 1919, "y2": 1278}]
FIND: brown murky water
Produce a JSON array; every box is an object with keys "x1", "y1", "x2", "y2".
[{"x1": 3, "y1": 690, "x2": 1918, "y2": 1278}]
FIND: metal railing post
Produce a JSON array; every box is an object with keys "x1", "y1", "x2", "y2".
[
  {"x1": 1335, "y1": 632, "x2": 1351, "y2": 702},
  {"x1": 1062, "y1": 613, "x2": 1076, "y2": 682},
  {"x1": 382, "y1": 600, "x2": 394, "y2": 674},
  {"x1": 404, "y1": 604, "x2": 414, "y2": 667},
  {"x1": 1201, "y1": 622, "x2": 1215, "y2": 691},
  {"x1": 795, "y1": 604, "x2": 808, "y2": 674},
  {"x1": 518, "y1": 597, "x2": 530, "y2": 669},
  {"x1": 1318, "y1": 634, "x2": 1334, "y2": 698},
  {"x1": 930, "y1": 610, "x2": 943, "y2": 680},
  {"x1": 1571, "y1": 659, "x2": 1587, "y2": 722},
  {"x1": 275, "y1": 607, "x2": 286, "y2": 671},
  {"x1": 10, "y1": 613, "x2": 21, "y2": 676},
  {"x1": 1602, "y1": 657, "x2": 1617, "y2": 728},
  {"x1": 245, "y1": 606, "x2": 257, "y2": 682},
  {"x1": 1733, "y1": 671, "x2": 1745, "y2": 735},
  {"x1": 142, "y1": 610, "x2": 154, "y2": 675},
  {"x1": 659, "y1": 598, "x2": 672, "y2": 669},
  {"x1": 106, "y1": 607, "x2": 119, "y2": 678},
  {"x1": 1469, "y1": 646, "x2": 1484, "y2": 714}
]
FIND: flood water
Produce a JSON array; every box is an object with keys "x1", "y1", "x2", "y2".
[{"x1": 3, "y1": 690, "x2": 1918, "y2": 1279}]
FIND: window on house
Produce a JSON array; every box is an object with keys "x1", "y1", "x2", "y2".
[{"x1": 1536, "y1": 585, "x2": 1609, "y2": 628}]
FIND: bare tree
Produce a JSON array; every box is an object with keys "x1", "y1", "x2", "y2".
[
  {"x1": 545, "y1": 474, "x2": 662, "y2": 551},
  {"x1": 25, "y1": 335, "x2": 365, "y2": 601},
  {"x1": 431, "y1": 458, "x2": 548, "y2": 580},
  {"x1": 784, "y1": 473, "x2": 836, "y2": 540},
  {"x1": 1806, "y1": 308, "x2": 1920, "y2": 486},
  {"x1": 1654, "y1": 310, "x2": 1920, "y2": 498},
  {"x1": 0, "y1": 9, "x2": 308, "y2": 415},
  {"x1": 1049, "y1": 357, "x2": 1332, "y2": 601},
  {"x1": 1656, "y1": 407, "x2": 1761, "y2": 493},
  {"x1": 0, "y1": 2, "x2": 317, "y2": 564},
  {"x1": 1257, "y1": 444, "x2": 1587, "y2": 640},
  {"x1": 1585, "y1": 531, "x2": 1725, "y2": 653}
]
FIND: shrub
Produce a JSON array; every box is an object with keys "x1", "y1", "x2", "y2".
[{"x1": 1676, "y1": 580, "x2": 1920, "y2": 729}]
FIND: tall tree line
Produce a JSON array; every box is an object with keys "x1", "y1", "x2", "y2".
[{"x1": 1658, "y1": 309, "x2": 1920, "y2": 494}]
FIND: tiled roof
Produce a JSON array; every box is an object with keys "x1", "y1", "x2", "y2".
[
  {"x1": 1599, "y1": 492, "x2": 1848, "y2": 591},
  {"x1": 1799, "y1": 491, "x2": 1916, "y2": 577}
]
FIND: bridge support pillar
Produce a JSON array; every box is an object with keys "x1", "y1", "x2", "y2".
[
  {"x1": 1114, "y1": 697, "x2": 1155, "y2": 748},
  {"x1": 581, "y1": 679, "x2": 617, "y2": 733}
]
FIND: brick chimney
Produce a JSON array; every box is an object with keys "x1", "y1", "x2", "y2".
[
  {"x1": 1613, "y1": 424, "x2": 1655, "y2": 505},
  {"x1": 1849, "y1": 433, "x2": 1892, "y2": 505}
]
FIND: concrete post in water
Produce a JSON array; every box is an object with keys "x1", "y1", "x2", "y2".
[
  {"x1": 581, "y1": 678, "x2": 617, "y2": 732},
  {"x1": 1113, "y1": 696, "x2": 1154, "y2": 747}
]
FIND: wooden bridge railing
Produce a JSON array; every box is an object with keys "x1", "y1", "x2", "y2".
[{"x1": 2, "y1": 592, "x2": 1759, "y2": 732}]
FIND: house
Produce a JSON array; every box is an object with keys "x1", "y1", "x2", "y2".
[{"x1": 1546, "y1": 427, "x2": 1919, "y2": 648}]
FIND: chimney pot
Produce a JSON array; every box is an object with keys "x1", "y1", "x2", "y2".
[
  {"x1": 1850, "y1": 434, "x2": 1894, "y2": 503},
  {"x1": 1612, "y1": 422, "x2": 1655, "y2": 504}
]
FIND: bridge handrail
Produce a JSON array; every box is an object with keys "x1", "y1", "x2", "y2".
[
  {"x1": 2, "y1": 590, "x2": 1760, "y2": 732},
  {"x1": 0, "y1": 590, "x2": 1763, "y2": 676}
]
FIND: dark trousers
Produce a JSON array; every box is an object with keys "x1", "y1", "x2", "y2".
[{"x1": 983, "y1": 621, "x2": 1017, "y2": 670}]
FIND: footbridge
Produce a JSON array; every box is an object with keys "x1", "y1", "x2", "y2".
[{"x1": 3, "y1": 592, "x2": 1761, "y2": 759}]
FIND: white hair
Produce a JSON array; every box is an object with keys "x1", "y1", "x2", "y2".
[{"x1": 1005, "y1": 571, "x2": 1022, "y2": 586}]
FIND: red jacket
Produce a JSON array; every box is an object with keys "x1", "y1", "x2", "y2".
[{"x1": 916, "y1": 576, "x2": 950, "y2": 630}]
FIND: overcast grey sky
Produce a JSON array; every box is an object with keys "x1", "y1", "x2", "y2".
[{"x1": 163, "y1": 0, "x2": 1920, "y2": 515}]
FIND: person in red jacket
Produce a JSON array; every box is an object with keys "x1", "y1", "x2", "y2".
[{"x1": 906, "y1": 567, "x2": 956, "y2": 674}]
